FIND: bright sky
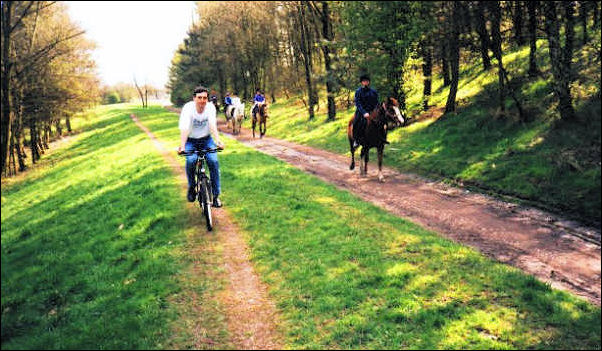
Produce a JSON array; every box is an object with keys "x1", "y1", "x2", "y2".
[{"x1": 65, "y1": 1, "x2": 197, "y2": 89}]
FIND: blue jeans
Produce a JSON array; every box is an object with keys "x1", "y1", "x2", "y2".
[{"x1": 185, "y1": 136, "x2": 221, "y2": 197}]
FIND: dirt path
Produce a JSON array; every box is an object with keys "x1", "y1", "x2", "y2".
[
  {"x1": 197, "y1": 110, "x2": 601, "y2": 306},
  {"x1": 129, "y1": 114, "x2": 283, "y2": 349}
]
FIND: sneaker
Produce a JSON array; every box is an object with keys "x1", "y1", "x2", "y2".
[
  {"x1": 187, "y1": 186, "x2": 196, "y2": 202},
  {"x1": 212, "y1": 196, "x2": 222, "y2": 208}
]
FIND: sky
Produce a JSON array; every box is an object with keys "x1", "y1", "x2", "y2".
[{"x1": 65, "y1": 1, "x2": 197, "y2": 89}]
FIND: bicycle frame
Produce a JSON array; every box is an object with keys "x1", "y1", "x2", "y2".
[{"x1": 179, "y1": 148, "x2": 220, "y2": 231}]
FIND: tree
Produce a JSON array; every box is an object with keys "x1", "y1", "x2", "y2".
[
  {"x1": 527, "y1": 1, "x2": 540, "y2": 77},
  {"x1": 544, "y1": 1, "x2": 576, "y2": 121},
  {"x1": 310, "y1": 1, "x2": 337, "y2": 121},
  {"x1": 474, "y1": 1, "x2": 492, "y2": 71},
  {"x1": 340, "y1": 1, "x2": 427, "y2": 111},
  {"x1": 444, "y1": 1, "x2": 461, "y2": 114},
  {"x1": 2, "y1": 1, "x2": 99, "y2": 176}
]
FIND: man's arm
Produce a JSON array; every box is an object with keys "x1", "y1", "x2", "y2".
[
  {"x1": 355, "y1": 89, "x2": 368, "y2": 117},
  {"x1": 179, "y1": 129, "x2": 189, "y2": 154},
  {"x1": 178, "y1": 104, "x2": 190, "y2": 153}
]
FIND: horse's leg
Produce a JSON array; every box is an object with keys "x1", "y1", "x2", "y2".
[
  {"x1": 363, "y1": 147, "x2": 369, "y2": 176},
  {"x1": 377, "y1": 145, "x2": 385, "y2": 182},
  {"x1": 252, "y1": 116, "x2": 256, "y2": 138},
  {"x1": 349, "y1": 137, "x2": 356, "y2": 170},
  {"x1": 260, "y1": 119, "x2": 266, "y2": 138},
  {"x1": 359, "y1": 146, "x2": 366, "y2": 176}
]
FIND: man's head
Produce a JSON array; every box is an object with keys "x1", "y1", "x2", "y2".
[
  {"x1": 256, "y1": 88, "x2": 261, "y2": 94},
  {"x1": 193, "y1": 85, "x2": 209, "y2": 108},
  {"x1": 226, "y1": 92, "x2": 230, "y2": 96},
  {"x1": 359, "y1": 74, "x2": 371, "y2": 88}
]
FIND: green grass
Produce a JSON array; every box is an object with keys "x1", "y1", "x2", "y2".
[
  {"x1": 247, "y1": 38, "x2": 601, "y2": 224},
  {"x1": 1, "y1": 104, "x2": 228, "y2": 349},
  {"x1": 134, "y1": 105, "x2": 600, "y2": 349},
  {"x1": 3, "y1": 102, "x2": 600, "y2": 349}
]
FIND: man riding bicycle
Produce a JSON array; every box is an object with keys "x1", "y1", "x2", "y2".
[{"x1": 178, "y1": 86, "x2": 225, "y2": 207}]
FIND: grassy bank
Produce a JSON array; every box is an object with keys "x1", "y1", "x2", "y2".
[
  {"x1": 136, "y1": 105, "x2": 600, "y2": 349},
  {"x1": 1, "y1": 104, "x2": 227, "y2": 349},
  {"x1": 242, "y1": 38, "x2": 601, "y2": 224}
]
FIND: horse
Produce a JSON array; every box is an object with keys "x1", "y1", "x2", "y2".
[
  {"x1": 252, "y1": 103, "x2": 268, "y2": 138},
  {"x1": 347, "y1": 97, "x2": 405, "y2": 182},
  {"x1": 224, "y1": 105, "x2": 235, "y2": 133},
  {"x1": 231, "y1": 103, "x2": 245, "y2": 135}
]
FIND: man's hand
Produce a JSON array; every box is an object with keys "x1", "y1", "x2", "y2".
[
  {"x1": 177, "y1": 145, "x2": 185, "y2": 154},
  {"x1": 216, "y1": 141, "x2": 225, "y2": 150},
  {"x1": 363, "y1": 113, "x2": 369, "y2": 118}
]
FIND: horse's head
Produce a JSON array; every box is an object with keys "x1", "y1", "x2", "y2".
[
  {"x1": 259, "y1": 103, "x2": 268, "y2": 117},
  {"x1": 379, "y1": 97, "x2": 405, "y2": 128}
]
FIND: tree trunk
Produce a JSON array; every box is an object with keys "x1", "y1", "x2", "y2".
[
  {"x1": 491, "y1": 1, "x2": 525, "y2": 119},
  {"x1": 55, "y1": 118, "x2": 62, "y2": 137},
  {"x1": 579, "y1": 1, "x2": 588, "y2": 45},
  {"x1": 30, "y1": 120, "x2": 40, "y2": 163},
  {"x1": 513, "y1": 1, "x2": 525, "y2": 46},
  {"x1": 299, "y1": 1, "x2": 316, "y2": 120},
  {"x1": 14, "y1": 95, "x2": 26, "y2": 171},
  {"x1": 475, "y1": 1, "x2": 492, "y2": 71},
  {"x1": 43, "y1": 123, "x2": 50, "y2": 149},
  {"x1": 594, "y1": 1, "x2": 599, "y2": 28},
  {"x1": 527, "y1": 1, "x2": 539, "y2": 77},
  {"x1": 544, "y1": 1, "x2": 576, "y2": 121},
  {"x1": 564, "y1": 1, "x2": 575, "y2": 82},
  {"x1": 320, "y1": 1, "x2": 336, "y2": 121},
  {"x1": 490, "y1": 1, "x2": 506, "y2": 114},
  {"x1": 445, "y1": 2, "x2": 460, "y2": 114},
  {"x1": 1, "y1": 1, "x2": 13, "y2": 174},
  {"x1": 422, "y1": 39, "x2": 433, "y2": 111},
  {"x1": 441, "y1": 40, "x2": 451, "y2": 87},
  {"x1": 9, "y1": 123, "x2": 16, "y2": 176},
  {"x1": 65, "y1": 116, "x2": 72, "y2": 133}
]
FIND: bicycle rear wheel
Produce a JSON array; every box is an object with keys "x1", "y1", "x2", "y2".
[{"x1": 199, "y1": 177, "x2": 213, "y2": 231}]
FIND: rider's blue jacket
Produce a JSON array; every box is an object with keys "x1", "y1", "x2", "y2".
[
  {"x1": 254, "y1": 93, "x2": 265, "y2": 103},
  {"x1": 354, "y1": 86, "x2": 378, "y2": 117},
  {"x1": 225, "y1": 96, "x2": 232, "y2": 105}
]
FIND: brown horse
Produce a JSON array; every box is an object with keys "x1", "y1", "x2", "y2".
[
  {"x1": 347, "y1": 97, "x2": 405, "y2": 182},
  {"x1": 252, "y1": 103, "x2": 268, "y2": 138}
]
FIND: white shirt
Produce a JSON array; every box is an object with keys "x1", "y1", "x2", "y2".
[
  {"x1": 178, "y1": 100, "x2": 217, "y2": 139},
  {"x1": 231, "y1": 96, "x2": 241, "y2": 106}
]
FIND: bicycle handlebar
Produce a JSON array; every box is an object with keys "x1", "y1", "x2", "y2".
[{"x1": 178, "y1": 148, "x2": 222, "y2": 156}]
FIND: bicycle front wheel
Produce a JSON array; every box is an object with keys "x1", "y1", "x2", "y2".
[{"x1": 199, "y1": 177, "x2": 213, "y2": 231}]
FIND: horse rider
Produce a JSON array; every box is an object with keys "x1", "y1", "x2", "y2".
[
  {"x1": 230, "y1": 92, "x2": 242, "y2": 108},
  {"x1": 178, "y1": 85, "x2": 224, "y2": 207},
  {"x1": 352, "y1": 74, "x2": 379, "y2": 148},
  {"x1": 251, "y1": 88, "x2": 266, "y2": 118},
  {"x1": 224, "y1": 92, "x2": 232, "y2": 113},
  {"x1": 210, "y1": 90, "x2": 219, "y2": 109}
]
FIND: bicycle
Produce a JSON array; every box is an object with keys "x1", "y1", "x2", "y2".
[{"x1": 178, "y1": 147, "x2": 222, "y2": 231}]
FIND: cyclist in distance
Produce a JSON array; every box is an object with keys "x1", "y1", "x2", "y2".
[{"x1": 178, "y1": 85, "x2": 225, "y2": 207}]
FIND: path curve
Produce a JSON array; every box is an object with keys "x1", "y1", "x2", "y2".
[
  {"x1": 168, "y1": 106, "x2": 602, "y2": 306},
  {"x1": 129, "y1": 114, "x2": 283, "y2": 349}
]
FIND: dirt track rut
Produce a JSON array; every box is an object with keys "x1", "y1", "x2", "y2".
[{"x1": 130, "y1": 114, "x2": 283, "y2": 349}]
